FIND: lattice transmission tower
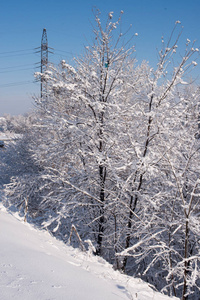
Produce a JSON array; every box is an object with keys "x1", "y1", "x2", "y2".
[
  {"x1": 35, "y1": 28, "x2": 53, "y2": 99},
  {"x1": 41, "y1": 28, "x2": 48, "y2": 99}
]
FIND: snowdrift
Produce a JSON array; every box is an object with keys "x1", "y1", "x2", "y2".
[{"x1": 0, "y1": 204, "x2": 178, "y2": 300}]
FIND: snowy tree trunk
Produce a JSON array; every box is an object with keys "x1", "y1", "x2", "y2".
[
  {"x1": 96, "y1": 111, "x2": 107, "y2": 256},
  {"x1": 182, "y1": 218, "x2": 189, "y2": 300},
  {"x1": 122, "y1": 96, "x2": 154, "y2": 271}
]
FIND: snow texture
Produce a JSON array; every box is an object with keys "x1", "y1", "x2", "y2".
[{"x1": 0, "y1": 204, "x2": 178, "y2": 300}]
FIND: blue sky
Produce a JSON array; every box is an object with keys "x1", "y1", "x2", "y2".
[{"x1": 0, "y1": 0, "x2": 200, "y2": 116}]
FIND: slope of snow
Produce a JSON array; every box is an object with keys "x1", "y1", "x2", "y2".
[
  {"x1": 0, "y1": 133, "x2": 22, "y2": 141},
  {"x1": 0, "y1": 204, "x2": 178, "y2": 300}
]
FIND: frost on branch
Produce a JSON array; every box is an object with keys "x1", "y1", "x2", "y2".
[
  {"x1": 109, "y1": 11, "x2": 113, "y2": 19},
  {"x1": 192, "y1": 61, "x2": 198, "y2": 66}
]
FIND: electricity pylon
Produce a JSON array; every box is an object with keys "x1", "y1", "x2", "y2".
[
  {"x1": 41, "y1": 28, "x2": 48, "y2": 99},
  {"x1": 35, "y1": 28, "x2": 53, "y2": 99}
]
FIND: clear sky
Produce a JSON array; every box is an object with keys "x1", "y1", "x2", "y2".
[{"x1": 0, "y1": 0, "x2": 200, "y2": 116}]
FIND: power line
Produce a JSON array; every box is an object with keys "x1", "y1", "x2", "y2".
[
  {"x1": 54, "y1": 49, "x2": 75, "y2": 55},
  {"x1": 0, "y1": 80, "x2": 37, "y2": 88},
  {"x1": 0, "y1": 33, "x2": 79, "y2": 92},
  {"x1": 0, "y1": 48, "x2": 35, "y2": 55},
  {"x1": 52, "y1": 53, "x2": 72, "y2": 59},
  {"x1": 0, "y1": 52, "x2": 35, "y2": 58},
  {"x1": 0, "y1": 63, "x2": 36, "y2": 71},
  {"x1": 0, "y1": 67, "x2": 37, "y2": 74}
]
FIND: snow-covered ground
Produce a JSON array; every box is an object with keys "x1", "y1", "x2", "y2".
[
  {"x1": 0, "y1": 133, "x2": 22, "y2": 141},
  {"x1": 0, "y1": 203, "x2": 178, "y2": 300}
]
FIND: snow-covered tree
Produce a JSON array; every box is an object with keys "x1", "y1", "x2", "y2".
[
  {"x1": 4, "y1": 11, "x2": 200, "y2": 300},
  {"x1": 119, "y1": 53, "x2": 200, "y2": 299},
  {"x1": 32, "y1": 9, "x2": 139, "y2": 255}
]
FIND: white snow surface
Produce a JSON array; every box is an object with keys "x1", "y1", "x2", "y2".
[
  {"x1": 0, "y1": 204, "x2": 178, "y2": 300},
  {"x1": 0, "y1": 133, "x2": 22, "y2": 142}
]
